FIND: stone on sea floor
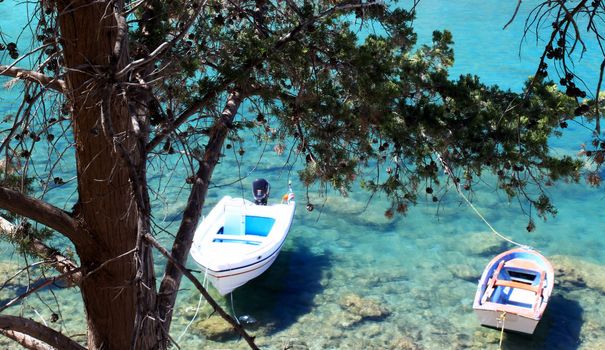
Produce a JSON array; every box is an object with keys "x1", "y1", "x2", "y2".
[
  {"x1": 0, "y1": 261, "x2": 26, "y2": 283},
  {"x1": 279, "y1": 338, "x2": 309, "y2": 350},
  {"x1": 319, "y1": 196, "x2": 393, "y2": 226},
  {"x1": 339, "y1": 293, "x2": 391, "y2": 320},
  {"x1": 461, "y1": 232, "x2": 506, "y2": 256},
  {"x1": 0, "y1": 261, "x2": 34, "y2": 302},
  {"x1": 194, "y1": 316, "x2": 236, "y2": 341},
  {"x1": 324, "y1": 307, "x2": 363, "y2": 328},
  {"x1": 551, "y1": 255, "x2": 605, "y2": 293},
  {"x1": 448, "y1": 263, "x2": 478, "y2": 283},
  {"x1": 389, "y1": 335, "x2": 423, "y2": 350},
  {"x1": 362, "y1": 323, "x2": 383, "y2": 338},
  {"x1": 580, "y1": 339, "x2": 605, "y2": 350},
  {"x1": 469, "y1": 329, "x2": 500, "y2": 348}
]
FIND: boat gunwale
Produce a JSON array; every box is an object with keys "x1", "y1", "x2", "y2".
[
  {"x1": 190, "y1": 195, "x2": 295, "y2": 275},
  {"x1": 473, "y1": 247, "x2": 555, "y2": 328}
]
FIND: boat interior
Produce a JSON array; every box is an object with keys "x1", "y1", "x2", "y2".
[
  {"x1": 482, "y1": 258, "x2": 546, "y2": 309},
  {"x1": 212, "y1": 205, "x2": 276, "y2": 245}
]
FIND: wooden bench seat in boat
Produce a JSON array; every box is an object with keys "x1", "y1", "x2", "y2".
[
  {"x1": 504, "y1": 258, "x2": 542, "y2": 272},
  {"x1": 494, "y1": 279, "x2": 540, "y2": 293},
  {"x1": 482, "y1": 260, "x2": 547, "y2": 304}
]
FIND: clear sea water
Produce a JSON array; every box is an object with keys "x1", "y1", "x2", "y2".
[{"x1": 0, "y1": 1, "x2": 603, "y2": 349}]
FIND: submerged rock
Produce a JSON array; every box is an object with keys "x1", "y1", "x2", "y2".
[
  {"x1": 460, "y1": 232, "x2": 507, "y2": 257},
  {"x1": 0, "y1": 261, "x2": 34, "y2": 303},
  {"x1": 324, "y1": 306, "x2": 363, "y2": 328},
  {"x1": 551, "y1": 255, "x2": 605, "y2": 293},
  {"x1": 339, "y1": 293, "x2": 391, "y2": 320},
  {"x1": 389, "y1": 335, "x2": 423, "y2": 350},
  {"x1": 448, "y1": 263, "x2": 480, "y2": 283},
  {"x1": 194, "y1": 316, "x2": 236, "y2": 341},
  {"x1": 468, "y1": 329, "x2": 500, "y2": 348},
  {"x1": 318, "y1": 195, "x2": 394, "y2": 227},
  {"x1": 280, "y1": 338, "x2": 309, "y2": 350},
  {"x1": 237, "y1": 314, "x2": 257, "y2": 325},
  {"x1": 580, "y1": 339, "x2": 605, "y2": 350}
]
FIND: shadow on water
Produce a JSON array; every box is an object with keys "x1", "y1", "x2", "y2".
[
  {"x1": 0, "y1": 276, "x2": 68, "y2": 306},
  {"x1": 228, "y1": 240, "x2": 331, "y2": 335},
  {"x1": 502, "y1": 294, "x2": 583, "y2": 350}
]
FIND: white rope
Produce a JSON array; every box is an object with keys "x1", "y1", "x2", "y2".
[
  {"x1": 175, "y1": 267, "x2": 209, "y2": 344},
  {"x1": 230, "y1": 292, "x2": 240, "y2": 324},
  {"x1": 432, "y1": 149, "x2": 531, "y2": 250},
  {"x1": 176, "y1": 293, "x2": 203, "y2": 343},
  {"x1": 454, "y1": 179, "x2": 530, "y2": 249},
  {"x1": 32, "y1": 307, "x2": 47, "y2": 326},
  {"x1": 498, "y1": 311, "x2": 507, "y2": 349}
]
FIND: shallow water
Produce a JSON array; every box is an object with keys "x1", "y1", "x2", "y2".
[{"x1": 0, "y1": 1, "x2": 604, "y2": 349}]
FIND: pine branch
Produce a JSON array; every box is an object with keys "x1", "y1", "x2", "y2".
[
  {"x1": 114, "y1": 0, "x2": 205, "y2": 79},
  {"x1": 0, "y1": 315, "x2": 86, "y2": 350},
  {"x1": 157, "y1": 90, "x2": 242, "y2": 335},
  {"x1": 145, "y1": 0, "x2": 384, "y2": 152},
  {"x1": 0, "y1": 186, "x2": 84, "y2": 247},
  {"x1": 0, "y1": 216, "x2": 81, "y2": 286},
  {"x1": 0, "y1": 266, "x2": 83, "y2": 313},
  {"x1": 503, "y1": 0, "x2": 522, "y2": 30},
  {"x1": 145, "y1": 233, "x2": 259, "y2": 350},
  {"x1": 0, "y1": 330, "x2": 51, "y2": 350},
  {"x1": 0, "y1": 65, "x2": 65, "y2": 93}
]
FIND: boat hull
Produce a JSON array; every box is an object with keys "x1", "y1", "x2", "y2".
[
  {"x1": 474, "y1": 308, "x2": 539, "y2": 334},
  {"x1": 203, "y1": 251, "x2": 281, "y2": 295}
]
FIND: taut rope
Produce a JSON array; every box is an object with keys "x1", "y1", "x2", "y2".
[{"x1": 432, "y1": 149, "x2": 532, "y2": 250}]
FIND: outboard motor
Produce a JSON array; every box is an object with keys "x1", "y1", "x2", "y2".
[{"x1": 252, "y1": 179, "x2": 270, "y2": 205}]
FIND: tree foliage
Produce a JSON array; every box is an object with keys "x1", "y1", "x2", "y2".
[
  {"x1": 508, "y1": 0, "x2": 604, "y2": 185},
  {"x1": 0, "y1": 0, "x2": 592, "y2": 349}
]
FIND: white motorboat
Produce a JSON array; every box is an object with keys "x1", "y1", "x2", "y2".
[
  {"x1": 473, "y1": 247, "x2": 554, "y2": 334},
  {"x1": 190, "y1": 179, "x2": 295, "y2": 295}
]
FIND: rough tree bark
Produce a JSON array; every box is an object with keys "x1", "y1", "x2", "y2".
[
  {"x1": 56, "y1": 1, "x2": 161, "y2": 348},
  {"x1": 0, "y1": 1, "x2": 387, "y2": 348}
]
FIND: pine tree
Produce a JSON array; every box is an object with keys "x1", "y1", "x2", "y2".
[{"x1": 0, "y1": 1, "x2": 588, "y2": 348}]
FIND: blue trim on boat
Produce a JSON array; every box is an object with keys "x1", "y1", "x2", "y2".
[
  {"x1": 211, "y1": 229, "x2": 290, "y2": 274},
  {"x1": 212, "y1": 238, "x2": 261, "y2": 245}
]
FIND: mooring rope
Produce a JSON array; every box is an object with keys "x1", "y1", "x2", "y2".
[
  {"x1": 498, "y1": 311, "x2": 507, "y2": 349},
  {"x1": 230, "y1": 292, "x2": 240, "y2": 324},
  {"x1": 176, "y1": 266, "x2": 209, "y2": 344},
  {"x1": 432, "y1": 149, "x2": 532, "y2": 250}
]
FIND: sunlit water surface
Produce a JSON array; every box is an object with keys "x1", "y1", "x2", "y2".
[{"x1": 0, "y1": 1, "x2": 603, "y2": 349}]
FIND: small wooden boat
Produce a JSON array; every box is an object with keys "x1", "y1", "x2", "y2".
[
  {"x1": 190, "y1": 179, "x2": 295, "y2": 295},
  {"x1": 473, "y1": 247, "x2": 554, "y2": 334}
]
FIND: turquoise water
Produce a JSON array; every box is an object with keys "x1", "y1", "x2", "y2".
[{"x1": 1, "y1": 1, "x2": 604, "y2": 349}]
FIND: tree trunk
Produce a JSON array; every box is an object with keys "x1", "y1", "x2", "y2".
[{"x1": 57, "y1": 1, "x2": 161, "y2": 348}]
